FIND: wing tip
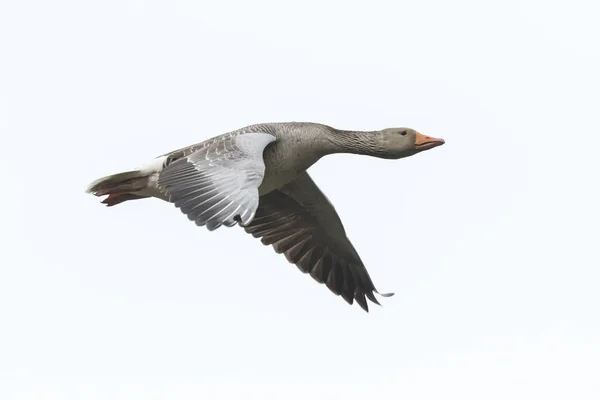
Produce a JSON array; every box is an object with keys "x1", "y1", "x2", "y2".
[{"x1": 356, "y1": 289, "x2": 394, "y2": 312}]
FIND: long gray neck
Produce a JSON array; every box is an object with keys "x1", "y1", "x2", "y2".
[
  {"x1": 321, "y1": 127, "x2": 387, "y2": 157},
  {"x1": 257, "y1": 122, "x2": 386, "y2": 158}
]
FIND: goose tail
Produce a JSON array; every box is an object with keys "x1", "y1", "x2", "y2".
[{"x1": 86, "y1": 156, "x2": 168, "y2": 207}]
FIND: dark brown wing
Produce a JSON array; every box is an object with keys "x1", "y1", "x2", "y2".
[{"x1": 244, "y1": 172, "x2": 393, "y2": 312}]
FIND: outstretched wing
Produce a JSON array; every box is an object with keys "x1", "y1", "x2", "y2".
[
  {"x1": 244, "y1": 172, "x2": 393, "y2": 312},
  {"x1": 157, "y1": 132, "x2": 276, "y2": 231}
]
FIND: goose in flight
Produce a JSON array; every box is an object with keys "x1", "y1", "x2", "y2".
[{"x1": 86, "y1": 122, "x2": 445, "y2": 312}]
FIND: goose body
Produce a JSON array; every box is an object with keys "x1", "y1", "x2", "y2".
[{"x1": 87, "y1": 122, "x2": 445, "y2": 312}]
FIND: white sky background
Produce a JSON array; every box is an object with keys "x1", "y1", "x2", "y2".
[{"x1": 1, "y1": 0, "x2": 599, "y2": 399}]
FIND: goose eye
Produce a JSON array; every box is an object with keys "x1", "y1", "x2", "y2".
[{"x1": 400, "y1": 130, "x2": 407, "y2": 136}]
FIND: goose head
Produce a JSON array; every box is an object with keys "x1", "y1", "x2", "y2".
[{"x1": 375, "y1": 128, "x2": 445, "y2": 159}]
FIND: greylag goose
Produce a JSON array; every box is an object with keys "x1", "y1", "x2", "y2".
[{"x1": 86, "y1": 122, "x2": 445, "y2": 312}]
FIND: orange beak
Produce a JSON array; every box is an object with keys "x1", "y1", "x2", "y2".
[{"x1": 415, "y1": 132, "x2": 445, "y2": 151}]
